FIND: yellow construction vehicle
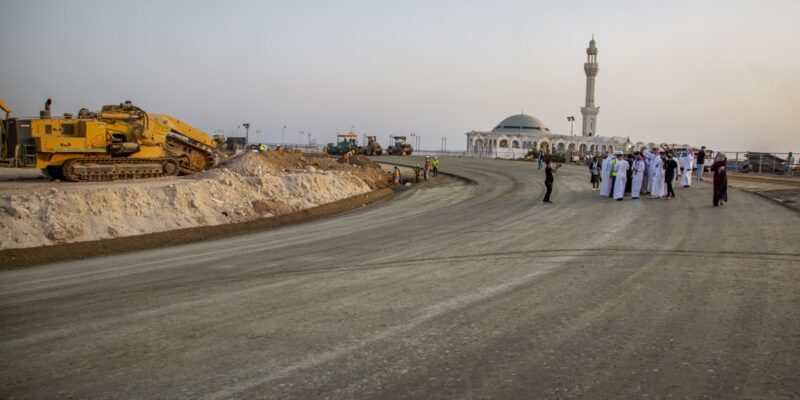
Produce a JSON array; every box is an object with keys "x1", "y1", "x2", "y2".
[{"x1": 0, "y1": 99, "x2": 217, "y2": 181}]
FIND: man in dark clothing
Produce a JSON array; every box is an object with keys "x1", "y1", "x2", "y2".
[
  {"x1": 625, "y1": 154, "x2": 634, "y2": 194},
  {"x1": 664, "y1": 152, "x2": 679, "y2": 199},
  {"x1": 542, "y1": 159, "x2": 561, "y2": 203},
  {"x1": 696, "y1": 146, "x2": 706, "y2": 181}
]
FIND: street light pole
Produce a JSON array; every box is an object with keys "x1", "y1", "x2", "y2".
[
  {"x1": 567, "y1": 116, "x2": 575, "y2": 161},
  {"x1": 242, "y1": 123, "x2": 251, "y2": 146}
]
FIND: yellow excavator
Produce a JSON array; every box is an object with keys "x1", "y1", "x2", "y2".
[{"x1": 1, "y1": 99, "x2": 218, "y2": 181}]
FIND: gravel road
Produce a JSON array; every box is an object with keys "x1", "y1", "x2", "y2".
[{"x1": 1, "y1": 156, "x2": 799, "y2": 399}]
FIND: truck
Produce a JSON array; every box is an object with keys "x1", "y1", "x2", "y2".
[
  {"x1": 1, "y1": 99, "x2": 218, "y2": 181},
  {"x1": 325, "y1": 132, "x2": 359, "y2": 155},
  {"x1": 387, "y1": 135, "x2": 413, "y2": 155}
]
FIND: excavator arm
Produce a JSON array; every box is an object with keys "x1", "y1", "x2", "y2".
[{"x1": 149, "y1": 114, "x2": 217, "y2": 149}]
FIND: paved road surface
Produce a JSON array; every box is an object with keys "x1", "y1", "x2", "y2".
[{"x1": 2, "y1": 157, "x2": 799, "y2": 399}]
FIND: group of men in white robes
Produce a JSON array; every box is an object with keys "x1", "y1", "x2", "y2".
[{"x1": 597, "y1": 145, "x2": 694, "y2": 201}]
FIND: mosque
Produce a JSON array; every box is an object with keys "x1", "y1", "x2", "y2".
[{"x1": 465, "y1": 37, "x2": 654, "y2": 159}]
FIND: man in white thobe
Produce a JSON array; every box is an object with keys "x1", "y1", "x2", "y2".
[
  {"x1": 613, "y1": 154, "x2": 629, "y2": 201},
  {"x1": 643, "y1": 148, "x2": 658, "y2": 194},
  {"x1": 648, "y1": 151, "x2": 665, "y2": 198},
  {"x1": 631, "y1": 155, "x2": 646, "y2": 199},
  {"x1": 599, "y1": 153, "x2": 613, "y2": 197},
  {"x1": 680, "y1": 151, "x2": 693, "y2": 187}
]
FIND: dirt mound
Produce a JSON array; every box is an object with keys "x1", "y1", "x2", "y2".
[{"x1": 0, "y1": 152, "x2": 386, "y2": 250}]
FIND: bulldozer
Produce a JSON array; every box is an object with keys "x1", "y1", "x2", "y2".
[
  {"x1": 0, "y1": 99, "x2": 218, "y2": 181},
  {"x1": 386, "y1": 135, "x2": 413, "y2": 155},
  {"x1": 357, "y1": 135, "x2": 383, "y2": 156}
]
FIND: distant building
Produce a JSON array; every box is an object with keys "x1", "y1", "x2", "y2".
[{"x1": 465, "y1": 37, "x2": 648, "y2": 159}]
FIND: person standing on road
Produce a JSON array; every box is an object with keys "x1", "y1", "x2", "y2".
[
  {"x1": 600, "y1": 152, "x2": 613, "y2": 196},
  {"x1": 631, "y1": 154, "x2": 645, "y2": 199},
  {"x1": 537, "y1": 149, "x2": 544, "y2": 169},
  {"x1": 542, "y1": 159, "x2": 561, "y2": 203},
  {"x1": 787, "y1": 152, "x2": 795, "y2": 175},
  {"x1": 414, "y1": 163, "x2": 421, "y2": 183},
  {"x1": 423, "y1": 157, "x2": 431, "y2": 181},
  {"x1": 643, "y1": 147, "x2": 658, "y2": 194},
  {"x1": 664, "y1": 152, "x2": 679, "y2": 199},
  {"x1": 613, "y1": 153, "x2": 629, "y2": 201},
  {"x1": 710, "y1": 152, "x2": 728, "y2": 206},
  {"x1": 432, "y1": 157, "x2": 440, "y2": 177},
  {"x1": 641, "y1": 153, "x2": 650, "y2": 194},
  {"x1": 696, "y1": 146, "x2": 706, "y2": 181},
  {"x1": 589, "y1": 157, "x2": 600, "y2": 190},
  {"x1": 608, "y1": 152, "x2": 620, "y2": 198},
  {"x1": 680, "y1": 149, "x2": 693, "y2": 188}
]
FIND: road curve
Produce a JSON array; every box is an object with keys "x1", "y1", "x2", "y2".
[{"x1": 1, "y1": 156, "x2": 799, "y2": 399}]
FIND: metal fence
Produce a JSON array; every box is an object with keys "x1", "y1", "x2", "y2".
[{"x1": 716, "y1": 151, "x2": 798, "y2": 177}]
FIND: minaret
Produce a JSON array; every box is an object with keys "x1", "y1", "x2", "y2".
[{"x1": 581, "y1": 35, "x2": 600, "y2": 136}]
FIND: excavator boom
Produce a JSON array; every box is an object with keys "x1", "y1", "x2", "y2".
[{"x1": 150, "y1": 114, "x2": 217, "y2": 149}]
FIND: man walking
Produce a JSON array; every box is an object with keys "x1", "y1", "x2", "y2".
[
  {"x1": 542, "y1": 159, "x2": 561, "y2": 203},
  {"x1": 665, "y1": 152, "x2": 679, "y2": 199},
  {"x1": 589, "y1": 157, "x2": 600, "y2": 190},
  {"x1": 696, "y1": 146, "x2": 706, "y2": 181}
]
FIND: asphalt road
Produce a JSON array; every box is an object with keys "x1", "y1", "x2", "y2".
[{"x1": 2, "y1": 156, "x2": 799, "y2": 399}]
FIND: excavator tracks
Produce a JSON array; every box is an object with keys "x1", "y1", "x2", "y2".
[
  {"x1": 57, "y1": 157, "x2": 180, "y2": 182},
  {"x1": 165, "y1": 135, "x2": 217, "y2": 175}
]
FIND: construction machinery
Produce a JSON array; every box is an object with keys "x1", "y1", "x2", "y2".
[
  {"x1": 358, "y1": 135, "x2": 383, "y2": 156},
  {"x1": 387, "y1": 135, "x2": 413, "y2": 155},
  {"x1": 325, "y1": 132, "x2": 359, "y2": 155},
  {"x1": 0, "y1": 99, "x2": 218, "y2": 181}
]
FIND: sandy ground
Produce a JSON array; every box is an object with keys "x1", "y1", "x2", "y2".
[
  {"x1": 0, "y1": 152, "x2": 385, "y2": 250},
  {"x1": 1, "y1": 157, "x2": 798, "y2": 399},
  {"x1": 722, "y1": 173, "x2": 800, "y2": 211}
]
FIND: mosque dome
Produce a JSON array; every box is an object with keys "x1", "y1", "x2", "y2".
[{"x1": 492, "y1": 113, "x2": 550, "y2": 132}]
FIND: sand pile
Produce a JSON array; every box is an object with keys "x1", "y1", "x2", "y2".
[{"x1": 0, "y1": 152, "x2": 386, "y2": 250}]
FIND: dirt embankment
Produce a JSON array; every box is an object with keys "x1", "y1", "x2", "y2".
[{"x1": 0, "y1": 152, "x2": 386, "y2": 251}]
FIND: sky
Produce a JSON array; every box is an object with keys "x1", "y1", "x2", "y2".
[{"x1": 1, "y1": 0, "x2": 798, "y2": 152}]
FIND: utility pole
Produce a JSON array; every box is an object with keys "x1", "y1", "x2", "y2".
[
  {"x1": 242, "y1": 123, "x2": 251, "y2": 146},
  {"x1": 281, "y1": 124, "x2": 286, "y2": 146},
  {"x1": 307, "y1": 131, "x2": 312, "y2": 151},
  {"x1": 298, "y1": 130, "x2": 304, "y2": 149}
]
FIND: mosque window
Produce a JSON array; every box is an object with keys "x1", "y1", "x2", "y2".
[{"x1": 499, "y1": 140, "x2": 508, "y2": 148}]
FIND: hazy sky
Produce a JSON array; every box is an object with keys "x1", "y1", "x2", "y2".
[{"x1": 1, "y1": 0, "x2": 798, "y2": 152}]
